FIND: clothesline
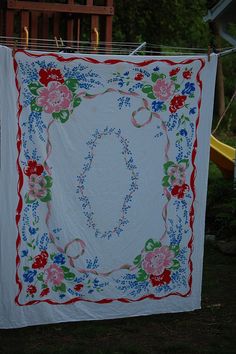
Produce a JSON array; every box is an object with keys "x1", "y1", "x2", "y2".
[{"x1": 0, "y1": 36, "x2": 235, "y2": 56}]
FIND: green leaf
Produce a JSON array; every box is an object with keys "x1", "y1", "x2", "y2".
[
  {"x1": 161, "y1": 104, "x2": 167, "y2": 112},
  {"x1": 151, "y1": 72, "x2": 159, "y2": 83},
  {"x1": 174, "y1": 83, "x2": 181, "y2": 91},
  {"x1": 50, "y1": 253, "x2": 56, "y2": 260},
  {"x1": 142, "y1": 85, "x2": 153, "y2": 93},
  {"x1": 23, "y1": 266, "x2": 30, "y2": 271},
  {"x1": 58, "y1": 283, "x2": 66, "y2": 293},
  {"x1": 145, "y1": 239, "x2": 161, "y2": 251},
  {"x1": 28, "y1": 82, "x2": 43, "y2": 96},
  {"x1": 25, "y1": 193, "x2": 35, "y2": 204},
  {"x1": 171, "y1": 76, "x2": 177, "y2": 81},
  {"x1": 169, "y1": 245, "x2": 180, "y2": 255},
  {"x1": 52, "y1": 110, "x2": 70, "y2": 123},
  {"x1": 52, "y1": 285, "x2": 59, "y2": 292},
  {"x1": 52, "y1": 283, "x2": 66, "y2": 293},
  {"x1": 178, "y1": 159, "x2": 189, "y2": 168},
  {"x1": 162, "y1": 175, "x2": 170, "y2": 187},
  {"x1": 41, "y1": 283, "x2": 48, "y2": 289},
  {"x1": 44, "y1": 176, "x2": 53, "y2": 188},
  {"x1": 64, "y1": 272, "x2": 76, "y2": 281},
  {"x1": 147, "y1": 92, "x2": 156, "y2": 99},
  {"x1": 27, "y1": 242, "x2": 32, "y2": 248},
  {"x1": 31, "y1": 99, "x2": 43, "y2": 113},
  {"x1": 61, "y1": 266, "x2": 70, "y2": 273},
  {"x1": 73, "y1": 96, "x2": 81, "y2": 108},
  {"x1": 133, "y1": 254, "x2": 142, "y2": 266},
  {"x1": 65, "y1": 78, "x2": 79, "y2": 92},
  {"x1": 163, "y1": 161, "x2": 175, "y2": 175},
  {"x1": 170, "y1": 259, "x2": 180, "y2": 270},
  {"x1": 37, "y1": 273, "x2": 44, "y2": 281},
  {"x1": 40, "y1": 190, "x2": 52, "y2": 203},
  {"x1": 136, "y1": 269, "x2": 148, "y2": 282}
]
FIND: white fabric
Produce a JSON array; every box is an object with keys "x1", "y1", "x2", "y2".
[{"x1": 0, "y1": 46, "x2": 217, "y2": 328}]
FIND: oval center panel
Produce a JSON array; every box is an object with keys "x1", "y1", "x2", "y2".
[{"x1": 76, "y1": 127, "x2": 139, "y2": 239}]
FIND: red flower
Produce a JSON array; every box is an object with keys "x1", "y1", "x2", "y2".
[
  {"x1": 134, "y1": 73, "x2": 144, "y2": 81},
  {"x1": 24, "y1": 160, "x2": 44, "y2": 177},
  {"x1": 40, "y1": 288, "x2": 50, "y2": 297},
  {"x1": 183, "y1": 70, "x2": 192, "y2": 79},
  {"x1": 27, "y1": 285, "x2": 37, "y2": 295},
  {"x1": 150, "y1": 269, "x2": 171, "y2": 287},
  {"x1": 74, "y1": 284, "x2": 83, "y2": 292},
  {"x1": 169, "y1": 67, "x2": 180, "y2": 76},
  {"x1": 32, "y1": 251, "x2": 48, "y2": 269},
  {"x1": 39, "y1": 68, "x2": 64, "y2": 86},
  {"x1": 171, "y1": 183, "x2": 189, "y2": 199},
  {"x1": 169, "y1": 95, "x2": 187, "y2": 113}
]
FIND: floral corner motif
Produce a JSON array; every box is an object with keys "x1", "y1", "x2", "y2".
[
  {"x1": 24, "y1": 160, "x2": 53, "y2": 203},
  {"x1": 28, "y1": 68, "x2": 81, "y2": 123},
  {"x1": 133, "y1": 239, "x2": 180, "y2": 288},
  {"x1": 162, "y1": 159, "x2": 190, "y2": 199},
  {"x1": 23, "y1": 250, "x2": 84, "y2": 299}
]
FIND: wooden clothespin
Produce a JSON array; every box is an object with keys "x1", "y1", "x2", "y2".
[
  {"x1": 24, "y1": 26, "x2": 29, "y2": 49},
  {"x1": 208, "y1": 45, "x2": 211, "y2": 62}
]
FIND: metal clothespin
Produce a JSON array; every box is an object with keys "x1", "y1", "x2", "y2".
[{"x1": 54, "y1": 36, "x2": 59, "y2": 49}]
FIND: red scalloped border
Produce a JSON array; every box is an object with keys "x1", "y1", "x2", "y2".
[{"x1": 13, "y1": 50, "x2": 205, "y2": 306}]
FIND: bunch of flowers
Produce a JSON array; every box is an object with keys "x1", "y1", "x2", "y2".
[
  {"x1": 133, "y1": 239, "x2": 180, "y2": 287},
  {"x1": 28, "y1": 68, "x2": 81, "y2": 123},
  {"x1": 162, "y1": 159, "x2": 190, "y2": 199},
  {"x1": 24, "y1": 160, "x2": 53, "y2": 203}
]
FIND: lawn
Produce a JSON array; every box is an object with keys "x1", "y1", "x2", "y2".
[{"x1": 0, "y1": 243, "x2": 235, "y2": 354}]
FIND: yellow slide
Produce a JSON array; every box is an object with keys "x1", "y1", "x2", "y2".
[{"x1": 210, "y1": 135, "x2": 235, "y2": 178}]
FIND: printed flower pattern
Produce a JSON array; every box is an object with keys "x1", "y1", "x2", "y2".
[
  {"x1": 28, "y1": 68, "x2": 81, "y2": 123},
  {"x1": 39, "y1": 68, "x2": 65, "y2": 86},
  {"x1": 153, "y1": 79, "x2": 174, "y2": 101},
  {"x1": 45, "y1": 264, "x2": 64, "y2": 286},
  {"x1": 24, "y1": 160, "x2": 53, "y2": 203},
  {"x1": 162, "y1": 159, "x2": 190, "y2": 199},
  {"x1": 37, "y1": 81, "x2": 73, "y2": 114},
  {"x1": 133, "y1": 239, "x2": 180, "y2": 287},
  {"x1": 18, "y1": 56, "x2": 200, "y2": 302},
  {"x1": 142, "y1": 246, "x2": 175, "y2": 276}
]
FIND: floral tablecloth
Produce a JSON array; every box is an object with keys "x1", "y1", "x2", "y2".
[{"x1": 0, "y1": 46, "x2": 217, "y2": 328}]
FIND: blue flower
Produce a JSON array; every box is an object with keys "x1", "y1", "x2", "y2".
[
  {"x1": 23, "y1": 270, "x2": 37, "y2": 283},
  {"x1": 152, "y1": 100, "x2": 164, "y2": 112},
  {"x1": 53, "y1": 253, "x2": 66, "y2": 265},
  {"x1": 182, "y1": 82, "x2": 195, "y2": 95},
  {"x1": 153, "y1": 66, "x2": 160, "y2": 71},
  {"x1": 189, "y1": 107, "x2": 197, "y2": 115},
  {"x1": 179, "y1": 129, "x2": 187, "y2": 136},
  {"x1": 29, "y1": 226, "x2": 37, "y2": 235},
  {"x1": 21, "y1": 250, "x2": 28, "y2": 257}
]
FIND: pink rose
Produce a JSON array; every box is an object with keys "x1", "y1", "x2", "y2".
[
  {"x1": 142, "y1": 246, "x2": 175, "y2": 276},
  {"x1": 167, "y1": 164, "x2": 186, "y2": 186},
  {"x1": 45, "y1": 264, "x2": 64, "y2": 285},
  {"x1": 28, "y1": 174, "x2": 47, "y2": 200},
  {"x1": 37, "y1": 81, "x2": 72, "y2": 114},
  {"x1": 153, "y1": 79, "x2": 174, "y2": 101}
]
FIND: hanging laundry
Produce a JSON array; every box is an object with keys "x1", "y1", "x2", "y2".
[{"x1": 0, "y1": 46, "x2": 217, "y2": 328}]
